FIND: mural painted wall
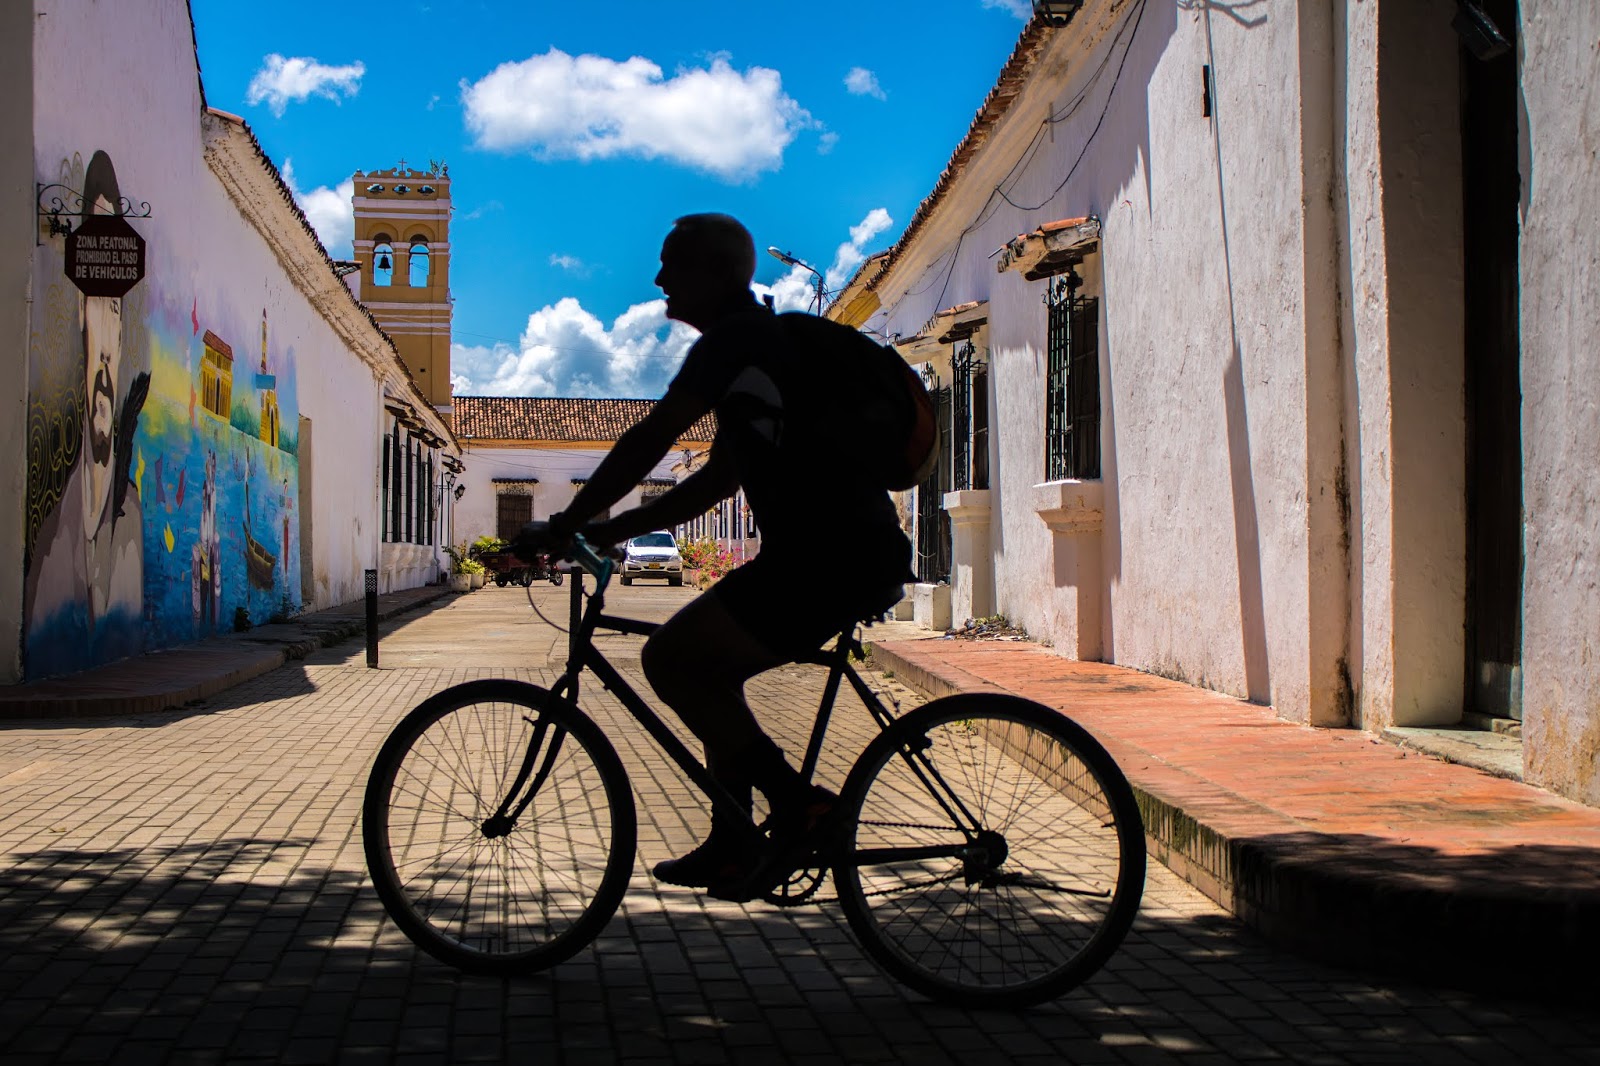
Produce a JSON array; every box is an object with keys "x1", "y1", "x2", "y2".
[{"x1": 24, "y1": 149, "x2": 301, "y2": 678}]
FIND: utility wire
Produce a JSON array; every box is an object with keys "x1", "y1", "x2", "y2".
[{"x1": 878, "y1": 0, "x2": 1150, "y2": 323}]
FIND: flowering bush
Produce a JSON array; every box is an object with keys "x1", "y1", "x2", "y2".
[{"x1": 678, "y1": 538, "x2": 743, "y2": 584}]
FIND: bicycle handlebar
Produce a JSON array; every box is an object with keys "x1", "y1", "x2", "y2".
[{"x1": 568, "y1": 533, "x2": 614, "y2": 585}]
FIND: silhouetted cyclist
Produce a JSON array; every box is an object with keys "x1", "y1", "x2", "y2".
[{"x1": 518, "y1": 213, "x2": 911, "y2": 890}]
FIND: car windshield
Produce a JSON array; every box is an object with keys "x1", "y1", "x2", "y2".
[{"x1": 630, "y1": 533, "x2": 676, "y2": 549}]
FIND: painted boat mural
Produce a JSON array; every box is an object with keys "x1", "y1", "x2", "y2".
[{"x1": 22, "y1": 149, "x2": 301, "y2": 679}]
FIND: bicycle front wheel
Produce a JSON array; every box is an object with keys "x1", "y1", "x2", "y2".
[
  {"x1": 834, "y1": 694, "x2": 1145, "y2": 1007},
  {"x1": 363, "y1": 679, "x2": 636, "y2": 974}
]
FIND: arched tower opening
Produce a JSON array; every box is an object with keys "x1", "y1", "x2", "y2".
[{"x1": 351, "y1": 165, "x2": 455, "y2": 417}]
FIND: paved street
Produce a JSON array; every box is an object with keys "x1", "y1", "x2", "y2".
[{"x1": 2, "y1": 583, "x2": 1598, "y2": 1065}]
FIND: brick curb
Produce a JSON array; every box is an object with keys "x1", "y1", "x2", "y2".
[
  {"x1": 869, "y1": 639, "x2": 1600, "y2": 1002},
  {"x1": 0, "y1": 585, "x2": 454, "y2": 719}
]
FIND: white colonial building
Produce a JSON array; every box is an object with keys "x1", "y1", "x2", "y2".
[{"x1": 835, "y1": 0, "x2": 1600, "y2": 806}]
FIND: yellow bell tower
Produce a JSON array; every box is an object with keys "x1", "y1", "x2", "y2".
[{"x1": 351, "y1": 161, "x2": 453, "y2": 416}]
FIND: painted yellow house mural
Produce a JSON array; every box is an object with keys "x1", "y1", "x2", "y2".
[{"x1": 200, "y1": 330, "x2": 233, "y2": 420}]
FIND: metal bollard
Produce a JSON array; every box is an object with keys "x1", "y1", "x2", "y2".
[{"x1": 365, "y1": 569, "x2": 378, "y2": 668}]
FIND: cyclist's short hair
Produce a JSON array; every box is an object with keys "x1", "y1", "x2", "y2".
[{"x1": 669, "y1": 213, "x2": 756, "y2": 287}]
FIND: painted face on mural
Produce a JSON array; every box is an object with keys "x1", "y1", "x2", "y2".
[{"x1": 85, "y1": 296, "x2": 122, "y2": 467}]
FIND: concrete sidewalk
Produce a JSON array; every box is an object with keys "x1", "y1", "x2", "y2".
[
  {"x1": 871, "y1": 636, "x2": 1600, "y2": 1002},
  {"x1": 0, "y1": 584, "x2": 454, "y2": 718}
]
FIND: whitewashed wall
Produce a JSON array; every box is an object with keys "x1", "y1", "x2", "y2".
[
  {"x1": 22, "y1": 0, "x2": 441, "y2": 678},
  {"x1": 868, "y1": 1, "x2": 1341, "y2": 722},
  {"x1": 1519, "y1": 0, "x2": 1600, "y2": 805}
]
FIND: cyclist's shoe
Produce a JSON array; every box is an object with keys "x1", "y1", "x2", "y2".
[
  {"x1": 707, "y1": 786, "x2": 838, "y2": 903},
  {"x1": 651, "y1": 835, "x2": 763, "y2": 888}
]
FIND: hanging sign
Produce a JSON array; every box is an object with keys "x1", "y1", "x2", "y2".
[{"x1": 65, "y1": 214, "x2": 146, "y2": 298}]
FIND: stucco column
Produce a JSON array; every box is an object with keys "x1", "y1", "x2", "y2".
[
  {"x1": 1353, "y1": 0, "x2": 1466, "y2": 728},
  {"x1": 943, "y1": 489, "x2": 994, "y2": 623},
  {"x1": 1033, "y1": 481, "x2": 1104, "y2": 661},
  {"x1": 1519, "y1": 0, "x2": 1600, "y2": 806},
  {"x1": 0, "y1": 3, "x2": 33, "y2": 683}
]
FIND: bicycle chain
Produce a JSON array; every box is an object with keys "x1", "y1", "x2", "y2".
[{"x1": 857, "y1": 818, "x2": 965, "y2": 833}]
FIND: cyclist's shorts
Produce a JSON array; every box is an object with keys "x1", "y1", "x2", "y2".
[{"x1": 707, "y1": 549, "x2": 908, "y2": 660}]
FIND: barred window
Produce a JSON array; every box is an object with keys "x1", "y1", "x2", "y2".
[
  {"x1": 381, "y1": 422, "x2": 441, "y2": 546},
  {"x1": 951, "y1": 339, "x2": 989, "y2": 492},
  {"x1": 1044, "y1": 269, "x2": 1101, "y2": 481}
]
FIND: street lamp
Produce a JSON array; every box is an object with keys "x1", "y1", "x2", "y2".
[{"x1": 767, "y1": 246, "x2": 826, "y2": 316}]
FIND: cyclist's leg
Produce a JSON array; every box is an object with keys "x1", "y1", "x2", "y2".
[
  {"x1": 640, "y1": 585, "x2": 783, "y2": 766},
  {"x1": 641, "y1": 563, "x2": 839, "y2": 884},
  {"x1": 641, "y1": 587, "x2": 788, "y2": 884}
]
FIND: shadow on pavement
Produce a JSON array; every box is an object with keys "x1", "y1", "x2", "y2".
[
  {"x1": 1223, "y1": 831, "x2": 1600, "y2": 1003},
  {"x1": 3, "y1": 837, "x2": 1599, "y2": 1063}
]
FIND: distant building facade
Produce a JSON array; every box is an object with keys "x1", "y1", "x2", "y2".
[{"x1": 452, "y1": 397, "x2": 715, "y2": 547}]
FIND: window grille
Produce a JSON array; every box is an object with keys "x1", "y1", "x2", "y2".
[
  {"x1": 951, "y1": 340, "x2": 989, "y2": 492},
  {"x1": 496, "y1": 494, "x2": 532, "y2": 543},
  {"x1": 389, "y1": 425, "x2": 403, "y2": 540},
  {"x1": 381, "y1": 435, "x2": 390, "y2": 542},
  {"x1": 915, "y1": 373, "x2": 952, "y2": 583},
  {"x1": 1044, "y1": 270, "x2": 1101, "y2": 481}
]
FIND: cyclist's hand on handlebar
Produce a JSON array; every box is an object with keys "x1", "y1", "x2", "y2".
[{"x1": 511, "y1": 520, "x2": 565, "y2": 563}]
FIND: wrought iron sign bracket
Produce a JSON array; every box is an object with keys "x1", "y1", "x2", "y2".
[{"x1": 36, "y1": 183, "x2": 154, "y2": 244}]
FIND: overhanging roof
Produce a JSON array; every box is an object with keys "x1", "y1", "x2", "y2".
[{"x1": 996, "y1": 216, "x2": 1102, "y2": 279}]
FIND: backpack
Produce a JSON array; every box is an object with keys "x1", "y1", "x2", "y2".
[{"x1": 777, "y1": 312, "x2": 938, "y2": 491}]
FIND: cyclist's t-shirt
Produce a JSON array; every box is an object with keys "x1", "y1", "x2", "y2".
[{"x1": 664, "y1": 300, "x2": 911, "y2": 586}]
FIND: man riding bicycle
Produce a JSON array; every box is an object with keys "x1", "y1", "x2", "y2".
[{"x1": 517, "y1": 213, "x2": 912, "y2": 891}]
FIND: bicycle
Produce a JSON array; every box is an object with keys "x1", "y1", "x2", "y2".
[{"x1": 362, "y1": 535, "x2": 1146, "y2": 1007}]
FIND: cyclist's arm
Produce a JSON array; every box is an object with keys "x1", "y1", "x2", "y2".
[
  {"x1": 585, "y1": 448, "x2": 736, "y2": 545},
  {"x1": 561, "y1": 386, "x2": 710, "y2": 530}
]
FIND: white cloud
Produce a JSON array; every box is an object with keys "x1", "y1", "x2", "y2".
[
  {"x1": 549, "y1": 253, "x2": 590, "y2": 275},
  {"x1": 459, "y1": 199, "x2": 503, "y2": 222},
  {"x1": 281, "y1": 160, "x2": 353, "y2": 257},
  {"x1": 817, "y1": 131, "x2": 839, "y2": 155},
  {"x1": 825, "y1": 207, "x2": 895, "y2": 291},
  {"x1": 247, "y1": 54, "x2": 365, "y2": 117},
  {"x1": 844, "y1": 67, "x2": 886, "y2": 100},
  {"x1": 452, "y1": 211, "x2": 896, "y2": 397},
  {"x1": 461, "y1": 49, "x2": 812, "y2": 181},
  {"x1": 451, "y1": 298, "x2": 699, "y2": 398},
  {"x1": 982, "y1": 0, "x2": 1034, "y2": 18}
]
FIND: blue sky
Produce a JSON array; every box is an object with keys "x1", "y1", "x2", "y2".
[{"x1": 190, "y1": 0, "x2": 1034, "y2": 397}]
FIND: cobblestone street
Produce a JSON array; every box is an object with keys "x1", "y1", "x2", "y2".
[{"x1": 2, "y1": 585, "x2": 1598, "y2": 1064}]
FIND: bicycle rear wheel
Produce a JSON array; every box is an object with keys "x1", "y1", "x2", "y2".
[
  {"x1": 363, "y1": 679, "x2": 636, "y2": 974},
  {"x1": 834, "y1": 694, "x2": 1144, "y2": 1007}
]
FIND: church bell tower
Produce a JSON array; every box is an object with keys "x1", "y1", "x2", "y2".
[{"x1": 351, "y1": 162, "x2": 453, "y2": 417}]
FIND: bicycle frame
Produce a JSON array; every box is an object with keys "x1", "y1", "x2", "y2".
[{"x1": 488, "y1": 538, "x2": 986, "y2": 867}]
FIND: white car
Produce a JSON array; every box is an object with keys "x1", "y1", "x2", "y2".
[{"x1": 620, "y1": 531, "x2": 684, "y2": 586}]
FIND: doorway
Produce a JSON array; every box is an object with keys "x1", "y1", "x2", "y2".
[{"x1": 1460, "y1": 0, "x2": 1523, "y2": 720}]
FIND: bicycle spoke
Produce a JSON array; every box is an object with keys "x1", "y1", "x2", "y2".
[
  {"x1": 364, "y1": 681, "x2": 635, "y2": 975},
  {"x1": 834, "y1": 695, "x2": 1144, "y2": 1006}
]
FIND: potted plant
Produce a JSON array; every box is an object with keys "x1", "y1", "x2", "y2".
[{"x1": 445, "y1": 542, "x2": 484, "y2": 592}]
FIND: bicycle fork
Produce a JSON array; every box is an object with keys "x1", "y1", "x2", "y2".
[{"x1": 481, "y1": 709, "x2": 569, "y2": 839}]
